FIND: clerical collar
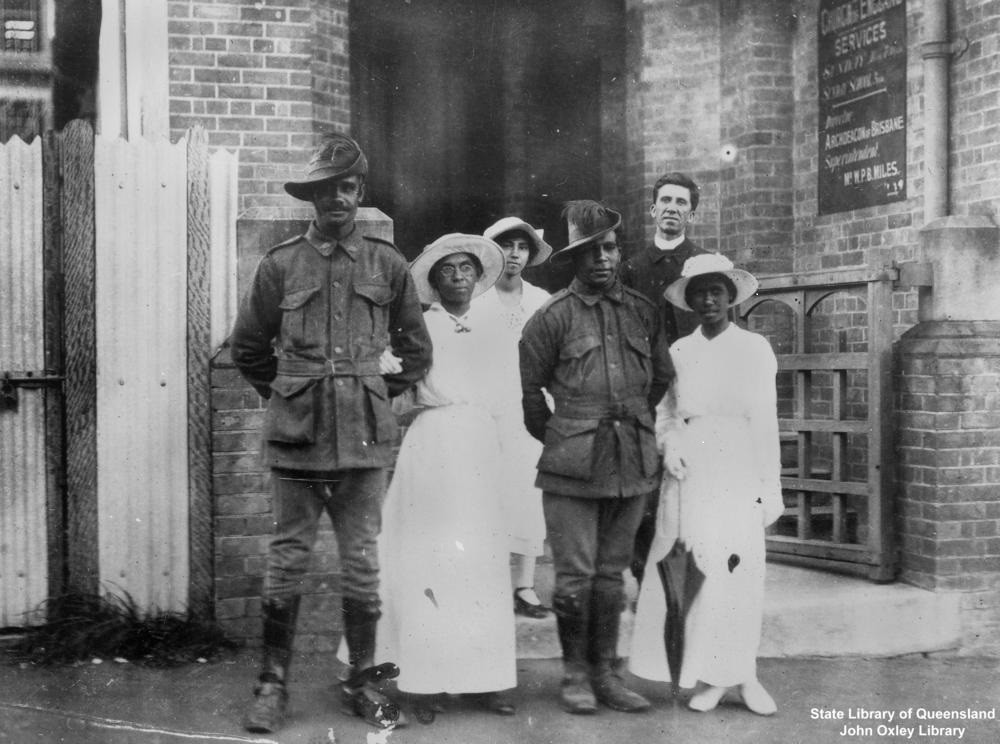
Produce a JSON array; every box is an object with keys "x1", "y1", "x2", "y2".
[{"x1": 655, "y1": 234, "x2": 685, "y2": 251}]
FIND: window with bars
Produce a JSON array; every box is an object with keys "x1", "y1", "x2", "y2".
[{"x1": 2, "y1": 0, "x2": 41, "y2": 53}]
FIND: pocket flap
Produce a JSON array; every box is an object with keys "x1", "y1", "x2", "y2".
[
  {"x1": 269, "y1": 375, "x2": 318, "y2": 399},
  {"x1": 560, "y1": 333, "x2": 601, "y2": 360},
  {"x1": 625, "y1": 332, "x2": 652, "y2": 357},
  {"x1": 354, "y1": 281, "x2": 392, "y2": 306},
  {"x1": 278, "y1": 286, "x2": 320, "y2": 310},
  {"x1": 361, "y1": 375, "x2": 388, "y2": 400}
]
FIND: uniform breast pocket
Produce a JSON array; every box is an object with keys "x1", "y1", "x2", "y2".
[
  {"x1": 559, "y1": 333, "x2": 602, "y2": 383},
  {"x1": 353, "y1": 281, "x2": 393, "y2": 346},
  {"x1": 279, "y1": 286, "x2": 322, "y2": 349}
]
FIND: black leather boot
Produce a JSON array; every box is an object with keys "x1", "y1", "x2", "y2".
[
  {"x1": 553, "y1": 591, "x2": 598, "y2": 714},
  {"x1": 340, "y1": 598, "x2": 404, "y2": 728},
  {"x1": 244, "y1": 596, "x2": 300, "y2": 733},
  {"x1": 589, "y1": 590, "x2": 650, "y2": 712}
]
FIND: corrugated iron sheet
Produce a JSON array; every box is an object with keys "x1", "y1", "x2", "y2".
[
  {"x1": 0, "y1": 135, "x2": 49, "y2": 626},
  {"x1": 94, "y1": 134, "x2": 189, "y2": 612}
]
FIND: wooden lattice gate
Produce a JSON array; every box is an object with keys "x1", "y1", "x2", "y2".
[{"x1": 741, "y1": 266, "x2": 897, "y2": 581}]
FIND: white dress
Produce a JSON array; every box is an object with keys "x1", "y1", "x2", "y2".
[
  {"x1": 375, "y1": 303, "x2": 517, "y2": 694},
  {"x1": 475, "y1": 281, "x2": 551, "y2": 557},
  {"x1": 629, "y1": 324, "x2": 783, "y2": 689}
]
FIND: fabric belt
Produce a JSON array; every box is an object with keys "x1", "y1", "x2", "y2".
[
  {"x1": 554, "y1": 396, "x2": 648, "y2": 420},
  {"x1": 277, "y1": 358, "x2": 381, "y2": 377}
]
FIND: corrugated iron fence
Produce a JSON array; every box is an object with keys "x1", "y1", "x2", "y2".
[{"x1": 0, "y1": 121, "x2": 237, "y2": 625}]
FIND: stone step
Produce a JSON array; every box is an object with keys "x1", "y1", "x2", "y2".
[{"x1": 514, "y1": 561, "x2": 963, "y2": 660}]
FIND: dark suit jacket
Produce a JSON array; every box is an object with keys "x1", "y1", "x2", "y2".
[{"x1": 620, "y1": 237, "x2": 710, "y2": 344}]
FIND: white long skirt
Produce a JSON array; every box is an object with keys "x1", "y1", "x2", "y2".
[
  {"x1": 375, "y1": 403, "x2": 517, "y2": 694},
  {"x1": 630, "y1": 415, "x2": 766, "y2": 689},
  {"x1": 494, "y1": 409, "x2": 546, "y2": 557}
]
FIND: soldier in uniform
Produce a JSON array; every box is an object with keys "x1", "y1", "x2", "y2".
[
  {"x1": 231, "y1": 133, "x2": 432, "y2": 733},
  {"x1": 519, "y1": 200, "x2": 673, "y2": 715}
]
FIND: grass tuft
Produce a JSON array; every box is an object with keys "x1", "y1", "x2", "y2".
[{"x1": 5, "y1": 590, "x2": 240, "y2": 667}]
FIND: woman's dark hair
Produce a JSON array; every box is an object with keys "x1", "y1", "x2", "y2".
[
  {"x1": 428, "y1": 252, "x2": 484, "y2": 290},
  {"x1": 684, "y1": 272, "x2": 737, "y2": 306},
  {"x1": 496, "y1": 229, "x2": 537, "y2": 262}
]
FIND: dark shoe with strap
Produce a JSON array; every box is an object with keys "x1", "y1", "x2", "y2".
[
  {"x1": 591, "y1": 667, "x2": 651, "y2": 713},
  {"x1": 514, "y1": 588, "x2": 550, "y2": 619},
  {"x1": 243, "y1": 674, "x2": 289, "y2": 733},
  {"x1": 560, "y1": 671, "x2": 598, "y2": 714}
]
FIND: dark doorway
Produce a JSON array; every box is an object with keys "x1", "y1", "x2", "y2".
[{"x1": 350, "y1": 0, "x2": 624, "y2": 290}]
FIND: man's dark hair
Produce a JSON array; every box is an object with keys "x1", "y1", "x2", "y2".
[{"x1": 651, "y1": 172, "x2": 700, "y2": 212}]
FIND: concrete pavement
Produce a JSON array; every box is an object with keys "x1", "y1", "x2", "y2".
[{"x1": 2, "y1": 652, "x2": 999, "y2": 744}]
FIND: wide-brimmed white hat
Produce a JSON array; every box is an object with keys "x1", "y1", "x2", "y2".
[
  {"x1": 410, "y1": 233, "x2": 505, "y2": 305},
  {"x1": 663, "y1": 252, "x2": 759, "y2": 311},
  {"x1": 483, "y1": 217, "x2": 553, "y2": 266}
]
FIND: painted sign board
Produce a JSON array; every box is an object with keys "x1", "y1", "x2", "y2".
[{"x1": 818, "y1": 0, "x2": 907, "y2": 215}]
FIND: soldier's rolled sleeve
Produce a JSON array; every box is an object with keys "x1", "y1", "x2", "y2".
[
  {"x1": 383, "y1": 267, "x2": 432, "y2": 397},
  {"x1": 519, "y1": 312, "x2": 556, "y2": 442},
  {"x1": 231, "y1": 256, "x2": 282, "y2": 398}
]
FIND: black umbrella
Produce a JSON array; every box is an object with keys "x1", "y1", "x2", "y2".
[{"x1": 655, "y1": 537, "x2": 705, "y2": 691}]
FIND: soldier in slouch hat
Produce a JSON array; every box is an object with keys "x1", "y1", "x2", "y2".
[{"x1": 231, "y1": 133, "x2": 432, "y2": 733}]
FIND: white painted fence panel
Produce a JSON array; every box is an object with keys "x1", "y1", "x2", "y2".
[
  {"x1": 94, "y1": 134, "x2": 189, "y2": 612},
  {"x1": 0, "y1": 135, "x2": 49, "y2": 625}
]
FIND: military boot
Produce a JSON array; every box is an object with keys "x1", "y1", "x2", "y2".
[
  {"x1": 589, "y1": 590, "x2": 650, "y2": 712},
  {"x1": 339, "y1": 598, "x2": 405, "y2": 728},
  {"x1": 244, "y1": 596, "x2": 300, "y2": 733},
  {"x1": 554, "y1": 591, "x2": 598, "y2": 714}
]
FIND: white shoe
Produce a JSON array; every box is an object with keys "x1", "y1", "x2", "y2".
[
  {"x1": 687, "y1": 685, "x2": 727, "y2": 712},
  {"x1": 738, "y1": 679, "x2": 777, "y2": 716}
]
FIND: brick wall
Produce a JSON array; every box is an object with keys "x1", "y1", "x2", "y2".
[
  {"x1": 791, "y1": 0, "x2": 921, "y2": 332},
  {"x1": 168, "y1": 0, "x2": 350, "y2": 212},
  {"x1": 896, "y1": 321, "x2": 1000, "y2": 653},
  {"x1": 626, "y1": 0, "x2": 722, "y2": 253},
  {"x1": 951, "y1": 2, "x2": 1000, "y2": 219},
  {"x1": 718, "y1": 2, "x2": 795, "y2": 276}
]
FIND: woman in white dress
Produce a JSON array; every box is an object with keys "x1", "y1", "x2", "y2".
[
  {"x1": 476, "y1": 217, "x2": 553, "y2": 619},
  {"x1": 629, "y1": 253, "x2": 784, "y2": 715},
  {"x1": 375, "y1": 234, "x2": 518, "y2": 723}
]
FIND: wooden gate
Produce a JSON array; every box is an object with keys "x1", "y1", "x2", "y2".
[{"x1": 741, "y1": 266, "x2": 896, "y2": 581}]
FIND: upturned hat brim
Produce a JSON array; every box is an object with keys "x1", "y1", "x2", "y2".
[
  {"x1": 284, "y1": 137, "x2": 368, "y2": 201},
  {"x1": 663, "y1": 253, "x2": 759, "y2": 311},
  {"x1": 410, "y1": 234, "x2": 506, "y2": 305},
  {"x1": 483, "y1": 217, "x2": 553, "y2": 266},
  {"x1": 549, "y1": 207, "x2": 622, "y2": 265}
]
